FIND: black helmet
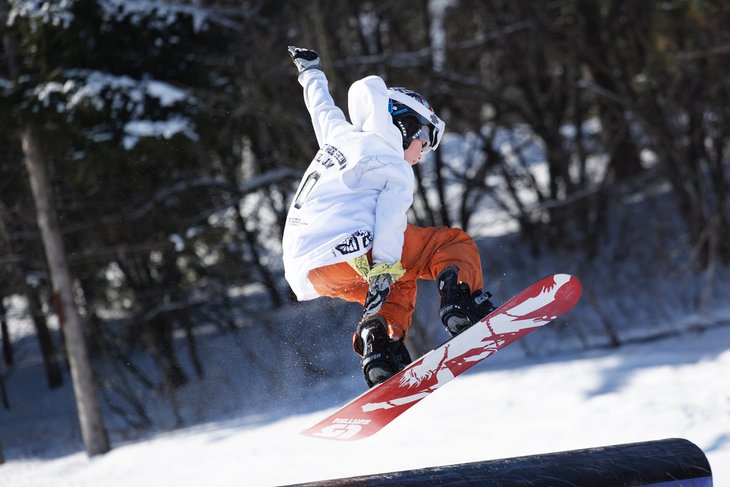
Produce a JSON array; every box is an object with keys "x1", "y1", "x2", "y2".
[{"x1": 387, "y1": 87, "x2": 445, "y2": 152}]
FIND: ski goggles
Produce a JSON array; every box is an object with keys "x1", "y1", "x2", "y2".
[{"x1": 412, "y1": 123, "x2": 433, "y2": 153}]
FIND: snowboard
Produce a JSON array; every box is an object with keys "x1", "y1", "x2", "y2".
[{"x1": 301, "y1": 273, "x2": 582, "y2": 441}]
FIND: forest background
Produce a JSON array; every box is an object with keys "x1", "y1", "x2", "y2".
[{"x1": 0, "y1": 0, "x2": 729, "y2": 459}]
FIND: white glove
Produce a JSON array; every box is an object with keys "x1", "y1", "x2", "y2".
[{"x1": 287, "y1": 46, "x2": 321, "y2": 74}]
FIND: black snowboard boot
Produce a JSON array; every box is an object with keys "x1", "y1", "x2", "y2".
[
  {"x1": 353, "y1": 315, "x2": 412, "y2": 388},
  {"x1": 437, "y1": 266, "x2": 496, "y2": 337}
]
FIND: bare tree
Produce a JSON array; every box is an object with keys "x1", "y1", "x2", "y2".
[
  {"x1": 0, "y1": 294, "x2": 11, "y2": 368},
  {"x1": 21, "y1": 126, "x2": 110, "y2": 457}
]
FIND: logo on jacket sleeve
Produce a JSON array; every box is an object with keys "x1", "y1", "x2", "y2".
[{"x1": 334, "y1": 230, "x2": 373, "y2": 256}]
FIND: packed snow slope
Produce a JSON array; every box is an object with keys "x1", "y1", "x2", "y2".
[
  {"x1": 2, "y1": 186, "x2": 728, "y2": 484},
  {"x1": 1, "y1": 321, "x2": 728, "y2": 486}
]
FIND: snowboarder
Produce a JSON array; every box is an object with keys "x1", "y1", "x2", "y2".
[{"x1": 283, "y1": 46, "x2": 494, "y2": 388}]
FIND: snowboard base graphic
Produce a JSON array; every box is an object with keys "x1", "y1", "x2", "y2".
[{"x1": 302, "y1": 274, "x2": 582, "y2": 441}]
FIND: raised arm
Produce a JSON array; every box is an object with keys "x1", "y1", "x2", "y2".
[{"x1": 288, "y1": 46, "x2": 349, "y2": 147}]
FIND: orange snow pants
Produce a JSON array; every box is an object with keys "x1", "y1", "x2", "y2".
[{"x1": 308, "y1": 224, "x2": 484, "y2": 339}]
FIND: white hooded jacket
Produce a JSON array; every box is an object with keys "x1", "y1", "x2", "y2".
[{"x1": 282, "y1": 70, "x2": 414, "y2": 301}]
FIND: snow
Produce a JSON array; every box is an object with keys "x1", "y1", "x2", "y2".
[
  {"x1": 123, "y1": 117, "x2": 198, "y2": 149},
  {"x1": 34, "y1": 70, "x2": 193, "y2": 114},
  {"x1": 99, "y1": 0, "x2": 213, "y2": 32},
  {"x1": 3, "y1": 1, "x2": 726, "y2": 484},
  {"x1": 0, "y1": 78, "x2": 13, "y2": 93},
  {"x1": 8, "y1": 0, "x2": 216, "y2": 32},
  {"x1": 144, "y1": 81, "x2": 187, "y2": 107},
  {"x1": 1, "y1": 321, "x2": 728, "y2": 486},
  {"x1": 7, "y1": 0, "x2": 75, "y2": 28},
  {"x1": 30, "y1": 70, "x2": 199, "y2": 148},
  {"x1": 2, "y1": 187, "x2": 727, "y2": 484}
]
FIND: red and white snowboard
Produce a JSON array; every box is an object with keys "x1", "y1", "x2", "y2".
[{"x1": 302, "y1": 274, "x2": 582, "y2": 441}]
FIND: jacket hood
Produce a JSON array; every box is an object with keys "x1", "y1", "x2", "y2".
[{"x1": 347, "y1": 75, "x2": 403, "y2": 154}]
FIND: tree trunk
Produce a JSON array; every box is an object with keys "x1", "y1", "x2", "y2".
[
  {"x1": 180, "y1": 315, "x2": 204, "y2": 380},
  {"x1": 0, "y1": 298, "x2": 12, "y2": 367},
  {"x1": 0, "y1": 367, "x2": 8, "y2": 410},
  {"x1": 24, "y1": 284, "x2": 63, "y2": 389},
  {"x1": 235, "y1": 210, "x2": 283, "y2": 307},
  {"x1": 21, "y1": 126, "x2": 110, "y2": 457},
  {"x1": 0, "y1": 0, "x2": 15, "y2": 372}
]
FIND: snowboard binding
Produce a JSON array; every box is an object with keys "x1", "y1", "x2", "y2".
[
  {"x1": 437, "y1": 266, "x2": 496, "y2": 337},
  {"x1": 353, "y1": 316, "x2": 412, "y2": 388}
]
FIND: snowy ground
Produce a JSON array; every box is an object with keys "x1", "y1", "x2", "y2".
[{"x1": 1, "y1": 322, "x2": 728, "y2": 486}]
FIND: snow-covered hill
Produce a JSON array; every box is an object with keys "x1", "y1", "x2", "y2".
[
  {"x1": 1, "y1": 320, "x2": 728, "y2": 486},
  {"x1": 2, "y1": 160, "x2": 728, "y2": 485}
]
